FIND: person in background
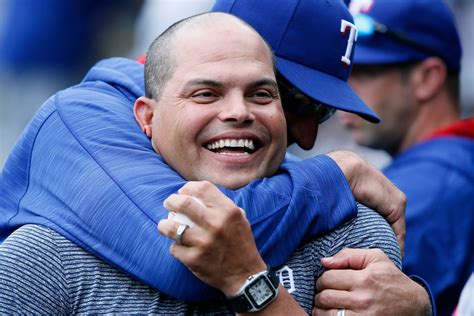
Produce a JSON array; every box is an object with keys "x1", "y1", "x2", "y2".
[{"x1": 337, "y1": 0, "x2": 474, "y2": 314}]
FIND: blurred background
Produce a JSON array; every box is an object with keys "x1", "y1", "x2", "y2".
[{"x1": 1, "y1": 0, "x2": 473, "y2": 169}]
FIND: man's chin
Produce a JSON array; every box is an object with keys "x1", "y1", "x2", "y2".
[
  {"x1": 214, "y1": 178, "x2": 255, "y2": 190},
  {"x1": 204, "y1": 172, "x2": 261, "y2": 190}
]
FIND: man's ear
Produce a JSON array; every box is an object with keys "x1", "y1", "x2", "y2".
[
  {"x1": 134, "y1": 96, "x2": 156, "y2": 138},
  {"x1": 411, "y1": 57, "x2": 447, "y2": 103}
]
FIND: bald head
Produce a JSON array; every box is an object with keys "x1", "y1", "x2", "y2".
[{"x1": 144, "y1": 12, "x2": 275, "y2": 100}]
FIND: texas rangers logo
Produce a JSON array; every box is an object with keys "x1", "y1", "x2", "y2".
[{"x1": 340, "y1": 20, "x2": 358, "y2": 66}]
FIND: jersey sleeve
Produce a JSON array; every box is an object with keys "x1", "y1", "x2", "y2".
[
  {"x1": 328, "y1": 204, "x2": 401, "y2": 269},
  {"x1": 0, "y1": 57, "x2": 357, "y2": 301}
]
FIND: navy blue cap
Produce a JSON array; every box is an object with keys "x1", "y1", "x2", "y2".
[
  {"x1": 213, "y1": 0, "x2": 380, "y2": 123},
  {"x1": 349, "y1": 0, "x2": 462, "y2": 73}
]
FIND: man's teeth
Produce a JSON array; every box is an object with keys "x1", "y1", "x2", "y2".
[{"x1": 206, "y1": 139, "x2": 255, "y2": 151}]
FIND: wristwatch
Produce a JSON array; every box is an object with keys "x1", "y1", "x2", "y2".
[{"x1": 226, "y1": 266, "x2": 280, "y2": 313}]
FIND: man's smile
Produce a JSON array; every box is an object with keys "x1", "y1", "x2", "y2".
[{"x1": 204, "y1": 138, "x2": 259, "y2": 156}]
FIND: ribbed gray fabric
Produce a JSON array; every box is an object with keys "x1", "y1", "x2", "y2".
[{"x1": 0, "y1": 205, "x2": 401, "y2": 315}]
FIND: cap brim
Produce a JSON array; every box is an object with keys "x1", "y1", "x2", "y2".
[{"x1": 276, "y1": 56, "x2": 380, "y2": 123}]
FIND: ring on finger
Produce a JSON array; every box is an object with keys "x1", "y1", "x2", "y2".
[
  {"x1": 175, "y1": 224, "x2": 189, "y2": 245},
  {"x1": 336, "y1": 309, "x2": 346, "y2": 316}
]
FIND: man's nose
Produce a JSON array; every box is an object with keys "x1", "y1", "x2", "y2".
[
  {"x1": 286, "y1": 111, "x2": 319, "y2": 150},
  {"x1": 218, "y1": 96, "x2": 255, "y2": 125}
]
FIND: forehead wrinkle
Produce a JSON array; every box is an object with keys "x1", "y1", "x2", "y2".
[
  {"x1": 183, "y1": 79, "x2": 223, "y2": 89},
  {"x1": 172, "y1": 16, "x2": 273, "y2": 66},
  {"x1": 247, "y1": 78, "x2": 278, "y2": 90}
]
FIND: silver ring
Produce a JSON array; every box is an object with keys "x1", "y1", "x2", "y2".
[
  {"x1": 175, "y1": 224, "x2": 188, "y2": 245},
  {"x1": 336, "y1": 309, "x2": 346, "y2": 316}
]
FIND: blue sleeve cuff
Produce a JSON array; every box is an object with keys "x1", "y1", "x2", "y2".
[{"x1": 410, "y1": 275, "x2": 436, "y2": 316}]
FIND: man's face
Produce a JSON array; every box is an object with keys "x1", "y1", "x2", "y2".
[
  {"x1": 340, "y1": 65, "x2": 417, "y2": 155},
  {"x1": 137, "y1": 21, "x2": 286, "y2": 189}
]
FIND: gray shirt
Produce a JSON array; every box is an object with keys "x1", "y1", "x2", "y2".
[{"x1": 0, "y1": 205, "x2": 401, "y2": 315}]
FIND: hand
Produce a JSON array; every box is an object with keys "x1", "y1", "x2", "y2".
[
  {"x1": 313, "y1": 248, "x2": 432, "y2": 316},
  {"x1": 326, "y1": 150, "x2": 406, "y2": 255},
  {"x1": 158, "y1": 180, "x2": 267, "y2": 296}
]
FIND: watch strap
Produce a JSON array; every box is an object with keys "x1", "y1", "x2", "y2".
[{"x1": 227, "y1": 265, "x2": 280, "y2": 313}]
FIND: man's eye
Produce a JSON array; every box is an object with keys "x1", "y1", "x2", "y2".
[
  {"x1": 192, "y1": 91, "x2": 216, "y2": 98},
  {"x1": 191, "y1": 91, "x2": 219, "y2": 103},
  {"x1": 248, "y1": 90, "x2": 276, "y2": 104}
]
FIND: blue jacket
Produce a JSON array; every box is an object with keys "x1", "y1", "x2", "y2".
[
  {"x1": 384, "y1": 132, "x2": 474, "y2": 316},
  {"x1": 0, "y1": 57, "x2": 357, "y2": 301}
]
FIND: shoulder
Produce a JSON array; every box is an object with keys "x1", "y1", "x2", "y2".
[
  {"x1": 324, "y1": 204, "x2": 401, "y2": 268},
  {"x1": 276, "y1": 205, "x2": 401, "y2": 312},
  {"x1": 385, "y1": 139, "x2": 474, "y2": 217},
  {"x1": 0, "y1": 224, "x2": 64, "y2": 260},
  {"x1": 0, "y1": 225, "x2": 71, "y2": 313},
  {"x1": 0, "y1": 224, "x2": 79, "y2": 277},
  {"x1": 386, "y1": 138, "x2": 474, "y2": 180}
]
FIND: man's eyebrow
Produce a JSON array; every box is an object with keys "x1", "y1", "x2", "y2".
[
  {"x1": 183, "y1": 79, "x2": 223, "y2": 89},
  {"x1": 182, "y1": 78, "x2": 278, "y2": 90},
  {"x1": 247, "y1": 78, "x2": 278, "y2": 90}
]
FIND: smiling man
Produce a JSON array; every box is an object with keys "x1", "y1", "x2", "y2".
[
  {"x1": 0, "y1": 12, "x2": 401, "y2": 314},
  {"x1": 134, "y1": 15, "x2": 286, "y2": 190}
]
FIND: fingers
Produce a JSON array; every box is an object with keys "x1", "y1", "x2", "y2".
[
  {"x1": 315, "y1": 269, "x2": 356, "y2": 292},
  {"x1": 314, "y1": 289, "x2": 353, "y2": 310},
  {"x1": 376, "y1": 186, "x2": 406, "y2": 257},
  {"x1": 312, "y1": 308, "x2": 355, "y2": 316},
  {"x1": 320, "y1": 248, "x2": 387, "y2": 270},
  {"x1": 158, "y1": 219, "x2": 193, "y2": 246},
  {"x1": 163, "y1": 193, "x2": 205, "y2": 225},
  {"x1": 178, "y1": 181, "x2": 234, "y2": 208},
  {"x1": 392, "y1": 216, "x2": 406, "y2": 257}
]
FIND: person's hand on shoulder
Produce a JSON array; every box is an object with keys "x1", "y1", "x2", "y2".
[{"x1": 326, "y1": 150, "x2": 406, "y2": 255}]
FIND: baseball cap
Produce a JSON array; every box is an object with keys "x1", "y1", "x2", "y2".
[
  {"x1": 212, "y1": 0, "x2": 380, "y2": 123},
  {"x1": 349, "y1": 0, "x2": 462, "y2": 73}
]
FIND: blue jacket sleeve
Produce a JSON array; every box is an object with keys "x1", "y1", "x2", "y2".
[{"x1": 0, "y1": 58, "x2": 357, "y2": 301}]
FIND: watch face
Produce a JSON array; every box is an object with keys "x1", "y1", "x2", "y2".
[{"x1": 247, "y1": 278, "x2": 275, "y2": 307}]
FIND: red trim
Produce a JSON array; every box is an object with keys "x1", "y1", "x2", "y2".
[
  {"x1": 136, "y1": 54, "x2": 146, "y2": 64},
  {"x1": 427, "y1": 118, "x2": 474, "y2": 140}
]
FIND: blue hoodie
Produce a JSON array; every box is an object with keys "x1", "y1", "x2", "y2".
[
  {"x1": 384, "y1": 126, "x2": 474, "y2": 316},
  {"x1": 0, "y1": 57, "x2": 357, "y2": 301}
]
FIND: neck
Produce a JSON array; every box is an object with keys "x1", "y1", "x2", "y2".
[{"x1": 396, "y1": 93, "x2": 459, "y2": 155}]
